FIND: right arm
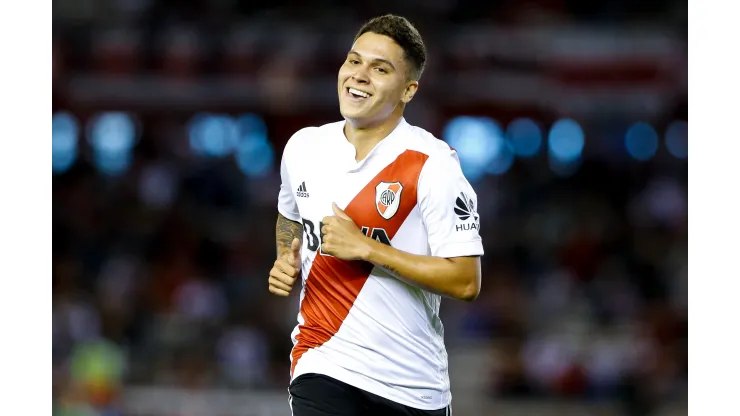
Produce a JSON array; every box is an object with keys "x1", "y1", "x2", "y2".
[
  {"x1": 276, "y1": 213, "x2": 303, "y2": 258},
  {"x1": 269, "y1": 213, "x2": 304, "y2": 297},
  {"x1": 275, "y1": 131, "x2": 303, "y2": 254},
  {"x1": 270, "y1": 132, "x2": 305, "y2": 297}
]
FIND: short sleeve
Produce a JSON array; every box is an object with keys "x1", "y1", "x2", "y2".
[
  {"x1": 418, "y1": 149, "x2": 484, "y2": 258},
  {"x1": 277, "y1": 138, "x2": 301, "y2": 222}
]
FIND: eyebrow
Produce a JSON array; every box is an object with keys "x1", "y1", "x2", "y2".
[{"x1": 348, "y1": 50, "x2": 396, "y2": 70}]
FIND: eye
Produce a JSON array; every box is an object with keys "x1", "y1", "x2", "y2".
[
  {"x1": 348, "y1": 59, "x2": 360, "y2": 65},
  {"x1": 375, "y1": 67, "x2": 388, "y2": 74}
]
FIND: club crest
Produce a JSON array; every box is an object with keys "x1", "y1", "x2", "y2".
[{"x1": 375, "y1": 181, "x2": 403, "y2": 220}]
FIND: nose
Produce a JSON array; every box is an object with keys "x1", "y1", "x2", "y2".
[{"x1": 351, "y1": 67, "x2": 370, "y2": 84}]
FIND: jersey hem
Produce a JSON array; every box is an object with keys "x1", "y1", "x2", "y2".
[{"x1": 292, "y1": 353, "x2": 451, "y2": 411}]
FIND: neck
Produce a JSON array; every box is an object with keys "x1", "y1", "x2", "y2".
[{"x1": 344, "y1": 112, "x2": 404, "y2": 162}]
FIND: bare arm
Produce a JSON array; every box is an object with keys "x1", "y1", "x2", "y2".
[
  {"x1": 363, "y1": 238, "x2": 482, "y2": 302},
  {"x1": 320, "y1": 204, "x2": 482, "y2": 302},
  {"x1": 269, "y1": 213, "x2": 304, "y2": 297},
  {"x1": 276, "y1": 213, "x2": 303, "y2": 258}
]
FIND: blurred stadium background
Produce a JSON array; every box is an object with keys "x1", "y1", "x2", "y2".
[{"x1": 53, "y1": 1, "x2": 687, "y2": 415}]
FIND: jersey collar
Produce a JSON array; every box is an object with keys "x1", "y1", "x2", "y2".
[{"x1": 339, "y1": 118, "x2": 408, "y2": 172}]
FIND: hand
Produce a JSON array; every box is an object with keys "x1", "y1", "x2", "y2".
[
  {"x1": 321, "y1": 203, "x2": 372, "y2": 261},
  {"x1": 268, "y1": 237, "x2": 301, "y2": 296}
]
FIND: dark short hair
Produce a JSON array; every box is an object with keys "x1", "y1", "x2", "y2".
[{"x1": 354, "y1": 14, "x2": 427, "y2": 81}]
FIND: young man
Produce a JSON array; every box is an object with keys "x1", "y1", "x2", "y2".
[{"x1": 268, "y1": 14, "x2": 483, "y2": 416}]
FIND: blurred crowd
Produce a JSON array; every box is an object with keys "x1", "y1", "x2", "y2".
[
  {"x1": 55, "y1": 0, "x2": 686, "y2": 26},
  {"x1": 53, "y1": 1, "x2": 687, "y2": 416},
  {"x1": 455, "y1": 164, "x2": 687, "y2": 409}
]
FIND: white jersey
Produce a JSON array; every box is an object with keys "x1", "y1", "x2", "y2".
[{"x1": 277, "y1": 118, "x2": 484, "y2": 410}]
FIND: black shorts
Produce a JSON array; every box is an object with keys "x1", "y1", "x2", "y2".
[{"x1": 288, "y1": 373, "x2": 451, "y2": 416}]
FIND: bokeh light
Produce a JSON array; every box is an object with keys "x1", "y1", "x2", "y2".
[
  {"x1": 52, "y1": 112, "x2": 79, "y2": 174},
  {"x1": 234, "y1": 113, "x2": 274, "y2": 177},
  {"x1": 87, "y1": 112, "x2": 137, "y2": 176},
  {"x1": 443, "y1": 116, "x2": 506, "y2": 180},
  {"x1": 548, "y1": 118, "x2": 585, "y2": 162},
  {"x1": 507, "y1": 118, "x2": 542, "y2": 158},
  {"x1": 235, "y1": 138, "x2": 275, "y2": 177},
  {"x1": 665, "y1": 120, "x2": 688, "y2": 159},
  {"x1": 188, "y1": 113, "x2": 239, "y2": 157},
  {"x1": 625, "y1": 122, "x2": 659, "y2": 161},
  {"x1": 236, "y1": 113, "x2": 268, "y2": 139}
]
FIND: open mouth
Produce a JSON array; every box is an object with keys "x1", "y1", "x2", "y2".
[{"x1": 346, "y1": 87, "x2": 372, "y2": 100}]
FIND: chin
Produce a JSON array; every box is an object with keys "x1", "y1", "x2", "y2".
[
  {"x1": 342, "y1": 112, "x2": 374, "y2": 125},
  {"x1": 339, "y1": 106, "x2": 367, "y2": 122}
]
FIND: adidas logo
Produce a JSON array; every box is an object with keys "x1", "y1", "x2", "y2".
[
  {"x1": 454, "y1": 192, "x2": 479, "y2": 232},
  {"x1": 296, "y1": 182, "x2": 309, "y2": 198}
]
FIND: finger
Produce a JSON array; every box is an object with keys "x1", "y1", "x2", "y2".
[
  {"x1": 290, "y1": 237, "x2": 302, "y2": 266},
  {"x1": 268, "y1": 284, "x2": 290, "y2": 297},
  {"x1": 269, "y1": 276, "x2": 293, "y2": 292},
  {"x1": 332, "y1": 202, "x2": 352, "y2": 221},
  {"x1": 271, "y1": 266, "x2": 297, "y2": 283},
  {"x1": 270, "y1": 270, "x2": 297, "y2": 289},
  {"x1": 273, "y1": 261, "x2": 297, "y2": 278},
  {"x1": 290, "y1": 238, "x2": 301, "y2": 255},
  {"x1": 321, "y1": 243, "x2": 332, "y2": 255}
]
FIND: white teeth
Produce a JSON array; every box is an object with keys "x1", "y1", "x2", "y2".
[{"x1": 348, "y1": 88, "x2": 370, "y2": 98}]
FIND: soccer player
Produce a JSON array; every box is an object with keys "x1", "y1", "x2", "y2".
[{"x1": 268, "y1": 14, "x2": 483, "y2": 416}]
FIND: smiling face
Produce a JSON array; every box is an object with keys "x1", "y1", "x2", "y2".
[{"x1": 337, "y1": 32, "x2": 418, "y2": 128}]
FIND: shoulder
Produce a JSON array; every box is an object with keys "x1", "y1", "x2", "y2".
[
  {"x1": 283, "y1": 120, "x2": 345, "y2": 156},
  {"x1": 402, "y1": 121, "x2": 460, "y2": 168}
]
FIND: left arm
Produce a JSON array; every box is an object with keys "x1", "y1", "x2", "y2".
[
  {"x1": 363, "y1": 238, "x2": 481, "y2": 301},
  {"x1": 322, "y1": 202, "x2": 482, "y2": 302}
]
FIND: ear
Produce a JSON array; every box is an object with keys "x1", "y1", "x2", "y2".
[{"x1": 401, "y1": 81, "x2": 419, "y2": 104}]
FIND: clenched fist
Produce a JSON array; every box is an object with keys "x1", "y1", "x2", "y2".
[
  {"x1": 269, "y1": 237, "x2": 301, "y2": 296},
  {"x1": 321, "y1": 203, "x2": 372, "y2": 261}
]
